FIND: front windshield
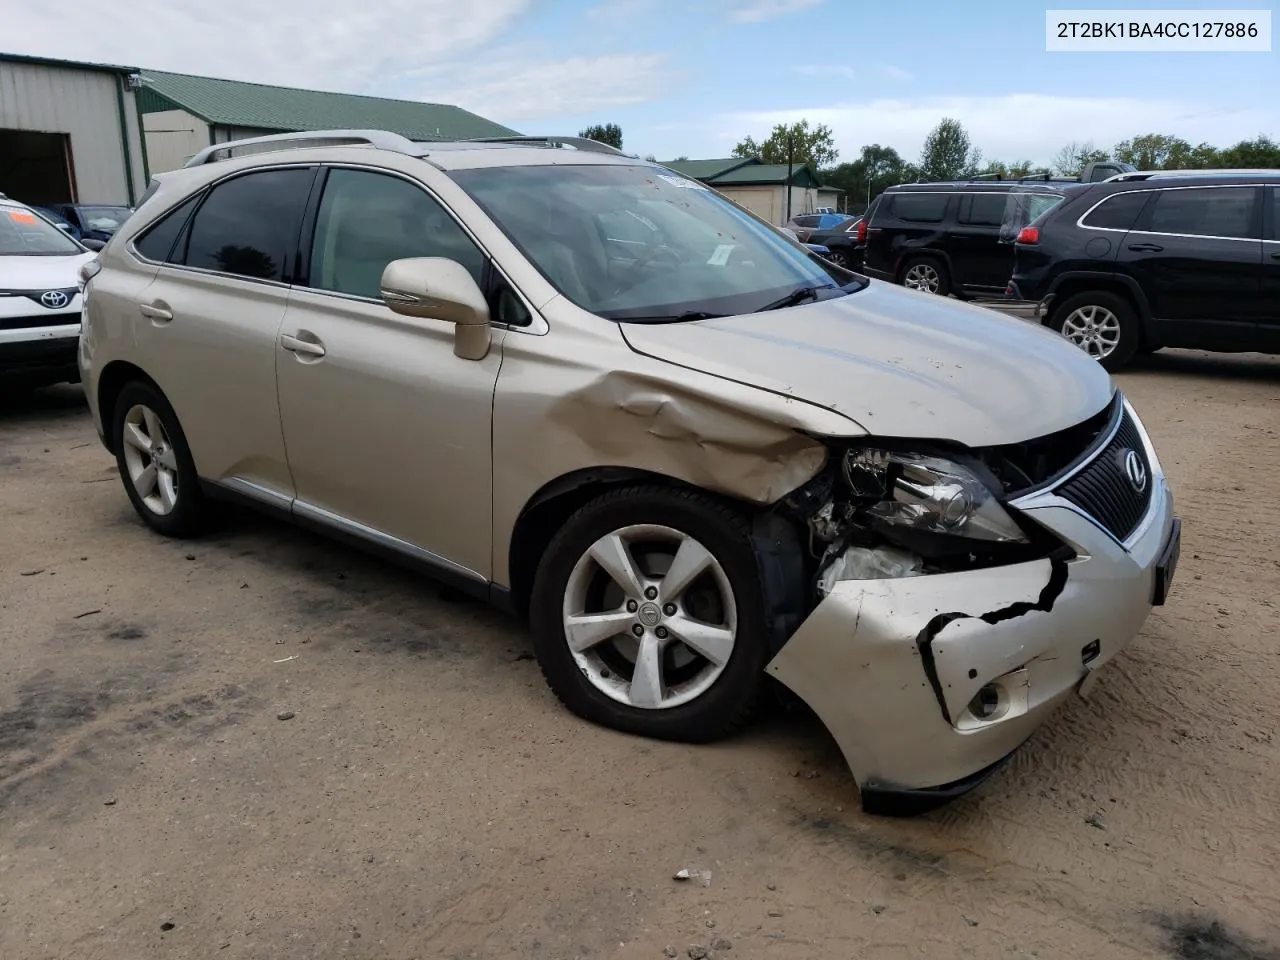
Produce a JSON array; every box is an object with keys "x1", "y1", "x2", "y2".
[
  {"x1": 0, "y1": 207, "x2": 84, "y2": 256},
  {"x1": 78, "y1": 206, "x2": 132, "y2": 232},
  {"x1": 450, "y1": 163, "x2": 866, "y2": 321}
]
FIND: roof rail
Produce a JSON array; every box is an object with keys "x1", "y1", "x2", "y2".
[
  {"x1": 183, "y1": 129, "x2": 427, "y2": 168},
  {"x1": 464, "y1": 135, "x2": 627, "y2": 156},
  {"x1": 1104, "y1": 167, "x2": 1280, "y2": 182}
]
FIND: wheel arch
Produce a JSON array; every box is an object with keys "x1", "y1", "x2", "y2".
[
  {"x1": 1047, "y1": 272, "x2": 1156, "y2": 345},
  {"x1": 96, "y1": 360, "x2": 164, "y2": 455}
]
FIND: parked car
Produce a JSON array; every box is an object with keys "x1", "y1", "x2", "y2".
[
  {"x1": 861, "y1": 180, "x2": 1081, "y2": 298},
  {"x1": 79, "y1": 130, "x2": 1178, "y2": 813},
  {"x1": 1010, "y1": 169, "x2": 1280, "y2": 371},
  {"x1": 804, "y1": 216, "x2": 863, "y2": 270},
  {"x1": 49, "y1": 203, "x2": 133, "y2": 244},
  {"x1": 786, "y1": 212, "x2": 854, "y2": 241},
  {"x1": 0, "y1": 196, "x2": 96, "y2": 389},
  {"x1": 30, "y1": 206, "x2": 80, "y2": 239}
]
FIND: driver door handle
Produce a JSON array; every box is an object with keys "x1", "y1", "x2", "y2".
[
  {"x1": 139, "y1": 302, "x2": 172, "y2": 321},
  {"x1": 280, "y1": 333, "x2": 326, "y2": 358},
  {"x1": 1127, "y1": 243, "x2": 1164, "y2": 253}
]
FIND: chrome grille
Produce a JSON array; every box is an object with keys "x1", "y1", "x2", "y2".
[{"x1": 1057, "y1": 407, "x2": 1153, "y2": 541}]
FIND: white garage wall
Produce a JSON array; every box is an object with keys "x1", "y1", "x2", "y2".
[
  {"x1": 0, "y1": 60, "x2": 146, "y2": 204},
  {"x1": 143, "y1": 108, "x2": 210, "y2": 173}
]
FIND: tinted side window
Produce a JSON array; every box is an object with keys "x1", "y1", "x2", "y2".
[
  {"x1": 1081, "y1": 191, "x2": 1151, "y2": 230},
  {"x1": 182, "y1": 168, "x2": 314, "y2": 281},
  {"x1": 958, "y1": 193, "x2": 1007, "y2": 226},
  {"x1": 889, "y1": 194, "x2": 948, "y2": 223},
  {"x1": 1273, "y1": 188, "x2": 1280, "y2": 240},
  {"x1": 134, "y1": 194, "x2": 201, "y2": 262},
  {"x1": 1145, "y1": 187, "x2": 1257, "y2": 239},
  {"x1": 308, "y1": 168, "x2": 485, "y2": 300}
]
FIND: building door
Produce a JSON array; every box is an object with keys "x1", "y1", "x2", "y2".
[{"x1": 0, "y1": 130, "x2": 75, "y2": 203}]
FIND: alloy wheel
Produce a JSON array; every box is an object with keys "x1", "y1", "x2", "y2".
[
  {"x1": 1060, "y1": 305, "x2": 1122, "y2": 359},
  {"x1": 120, "y1": 403, "x2": 179, "y2": 515},
  {"x1": 903, "y1": 262, "x2": 941, "y2": 293},
  {"x1": 561, "y1": 524, "x2": 737, "y2": 710}
]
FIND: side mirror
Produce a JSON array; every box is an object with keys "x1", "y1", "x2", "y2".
[
  {"x1": 380, "y1": 257, "x2": 491, "y2": 360},
  {"x1": 81, "y1": 238, "x2": 106, "y2": 251}
]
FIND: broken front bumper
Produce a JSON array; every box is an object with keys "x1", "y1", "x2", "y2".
[{"x1": 767, "y1": 432, "x2": 1176, "y2": 810}]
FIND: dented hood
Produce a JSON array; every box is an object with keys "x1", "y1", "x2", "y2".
[{"x1": 619, "y1": 280, "x2": 1114, "y2": 447}]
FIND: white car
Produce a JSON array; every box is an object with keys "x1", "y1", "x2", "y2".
[{"x1": 0, "y1": 196, "x2": 97, "y2": 389}]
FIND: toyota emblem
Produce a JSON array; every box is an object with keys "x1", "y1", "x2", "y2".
[
  {"x1": 1123, "y1": 449, "x2": 1148, "y2": 493},
  {"x1": 40, "y1": 290, "x2": 70, "y2": 309}
]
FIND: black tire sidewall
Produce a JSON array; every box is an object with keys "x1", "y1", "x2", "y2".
[
  {"x1": 902, "y1": 255, "x2": 950, "y2": 296},
  {"x1": 530, "y1": 487, "x2": 770, "y2": 744},
  {"x1": 1049, "y1": 291, "x2": 1140, "y2": 372},
  {"x1": 111, "y1": 381, "x2": 208, "y2": 537}
]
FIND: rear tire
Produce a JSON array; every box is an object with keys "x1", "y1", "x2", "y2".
[
  {"x1": 530, "y1": 486, "x2": 770, "y2": 744},
  {"x1": 1047, "y1": 291, "x2": 1140, "y2": 372},
  {"x1": 111, "y1": 381, "x2": 211, "y2": 537},
  {"x1": 900, "y1": 256, "x2": 950, "y2": 296}
]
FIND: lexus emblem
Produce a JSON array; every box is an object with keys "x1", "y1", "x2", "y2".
[
  {"x1": 1123, "y1": 449, "x2": 1148, "y2": 493},
  {"x1": 40, "y1": 290, "x2": 70, "y2": 309}
]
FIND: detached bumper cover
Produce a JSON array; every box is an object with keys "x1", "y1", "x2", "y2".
[{"x1": 766, "y1": 404, "x2": 1176, "y2": 805}]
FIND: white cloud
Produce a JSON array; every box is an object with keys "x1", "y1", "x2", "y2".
[
  {"x1": 880, "y1": 64, "x2": 914, "y2": 81},
  {"x1": 4, "y1": 0, "x2": 531, "y2": 92},
  {"x1": 587, "y1": 0, "x2": 659, "y2": 19},
  {"x1": 417, "y1": 53, "x2": 672, "y2": 123},
  {"x1": 728, "y1": 0, "x2": 826, "y2": 23},
  {"x1": 715, "y1": 93, "x2": 1277, "y2": 166}
]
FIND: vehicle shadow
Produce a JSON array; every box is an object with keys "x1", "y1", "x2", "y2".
[
  {"x1": 1124, "y1": 349, "x2": 1280, "y2": 383},
  {"x1": 0, "y1": 384, "x2": 89, "y2": 426}
]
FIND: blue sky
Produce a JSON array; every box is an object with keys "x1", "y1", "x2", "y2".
[{"x1": 9, "y1": 0, "x2": 1278, "y2": 166}]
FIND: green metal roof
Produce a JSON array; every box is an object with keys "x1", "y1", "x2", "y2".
[
  {"x1": 710, "y1": 163, "x2": 825, "y2": 187},
  {"x1": 659, "y1": 158, "x2": 755, "y2": 180},
  {"x1": 135, "y1": 69, "x2": 518, "y2": 141}
]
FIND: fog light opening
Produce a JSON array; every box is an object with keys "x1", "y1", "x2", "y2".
[{"x1": 967, "y1": 682, "x2": 1010, "y2": 723}]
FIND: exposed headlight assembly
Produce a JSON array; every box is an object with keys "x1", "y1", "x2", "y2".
[{"x1": 843, "y1": 448, "x2": 1029, "y2": 546}]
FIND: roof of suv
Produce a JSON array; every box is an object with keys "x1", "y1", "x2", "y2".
[{"x1": 884, "y1": 180, "x2": 1081, "y2": 194}]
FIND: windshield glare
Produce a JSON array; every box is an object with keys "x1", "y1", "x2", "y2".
[
  {"x1": 451, "y1": 164, "x2": 864, "y2": 321},
  {"x1": 0, "y1": 207, "x2": 84, "y2": 256},
  {"x1": 78, "y1": 206, "x2": 131, "y2": 231}
]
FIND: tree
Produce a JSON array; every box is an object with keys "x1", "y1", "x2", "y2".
[
  {"x1": 1052, "y1": 141, "x2": 1111, "y2": 176},
  {"x1": 1113, "y1": 133, "x2": 1193, "y2": 170},
  {"x1": 732, "y1": 120, "x2": 839, "y2": 170},
  {"x1": 1217, "y1": 135, "x2": 1280, "y2": 167},
  {"x1": 821, "y1": 143, "x2": 909, "y2": 211},
  {"x1": 918, "y1": 118, "x2": 977, "y2": 182},
  {"x1": 579, "y1": 123, "x2": 622, "y2": 149}
]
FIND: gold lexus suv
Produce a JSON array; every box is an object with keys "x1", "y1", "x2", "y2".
[{"x1": 78, "y1": 131, "x2": 1180, "y2": 813}]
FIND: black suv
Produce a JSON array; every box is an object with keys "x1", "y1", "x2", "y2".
[
  {"x1": 860, "y1": 181, "x2": 1081, "y2": 299},
  {"x1": 1009, "y1": 171, "x2": 1280, "y2": 371}
]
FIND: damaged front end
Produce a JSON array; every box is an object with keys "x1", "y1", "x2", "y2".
[{"x1": 764, "y1": 397, "x2": 1172, "y2": 813}]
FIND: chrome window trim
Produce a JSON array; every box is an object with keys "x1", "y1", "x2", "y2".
[
  {"x1": 306, "y1": 163, "x2": 549, "y2": 336},
  {"x1": 1010, "y1": 396, "x2": 1164, "y2": 551},
  {"x1": 1074, "y1": 183, "x2": 1263, "y2": 242}
]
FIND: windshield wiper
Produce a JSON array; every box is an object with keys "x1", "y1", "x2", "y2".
[
  {"x1": 620, "y1": 310, "x2": 727, "y2": 324},
  {"x1": 754, "y1": 285, "x2": 827, "y2": 313}
]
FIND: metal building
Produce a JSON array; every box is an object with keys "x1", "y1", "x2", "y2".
[
  {"x1": 0, "y1": 53, "x2": 148, "y2": 206},
  {"x1": 135, "y1": 70, "x2": 520, "y2": 174}
]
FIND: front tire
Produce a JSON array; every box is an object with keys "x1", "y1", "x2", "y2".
[
  {"x1": 530, "y1": 486, "x2": 770, "y2": 743},
  {"x1": 112, "y1": 381, "x2": 211, "y2": 537},
  {"x1": 1048, "y1": 291, "x2": 1140, "y2": 372}
]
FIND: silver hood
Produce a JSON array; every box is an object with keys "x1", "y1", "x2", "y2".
[{"x1": 620, "y1": 280, "x2": 1114, "y2": 447}]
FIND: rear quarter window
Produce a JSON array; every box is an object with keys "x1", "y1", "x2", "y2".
[
  {"x1": 1081, "y1": 191, "x2": 1152, "y2": 231},
  {"x1": 888, "y1": 193, "x2": 949, "y2": 223},
  {"x1": 958, "y1": 193, "x2": 1007, "y2": 227}
]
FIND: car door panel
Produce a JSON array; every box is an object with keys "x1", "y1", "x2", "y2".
[
  {"x1": 947, "y1": 193, "x2": 1009, "y2": 292},
  {"x1": 276, "y1": 291, "x2": 502, "y2": 578},
  {"x1": 275, "y1": 165, "x2": 501, "y2": 579},
  {"x1": 1261, "y1": 186, "x2": 1280, "y2": 350},
  {"x1": 1121, "y1": 185, "x2": 1262, "y2": 349}
]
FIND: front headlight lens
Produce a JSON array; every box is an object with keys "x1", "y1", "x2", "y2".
[{"x1": 843, "y1": 448, "x2": 1028, "y2": 543}]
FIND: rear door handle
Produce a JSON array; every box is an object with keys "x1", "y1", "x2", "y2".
[
  {"x1": 1271, "y1": 251, "x2": 1280, "y2": 260},
  {"x1": 139, "y1": 302, "x2": 173, "y2": 321},
  {"x1": 280, "y1": 333, "x2": 326, "y2": 358},
  {"x1": 1127, "y1": 243, "x2": 1164, "y2": 253}
]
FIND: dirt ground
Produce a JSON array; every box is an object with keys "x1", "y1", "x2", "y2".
[{"x1": 3, "y1": 347, "x2": 1279, "y2": 960}]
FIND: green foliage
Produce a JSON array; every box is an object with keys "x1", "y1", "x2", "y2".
[
  {"x1": 732, "y1": 120, "x2": 839, "y2": 170},
  {"x1": 579, "y1": 123, "x2": 623, "y2": 149},
  {"x1": 918, "y1": 118, "x2": 978, "y2": 182}
]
